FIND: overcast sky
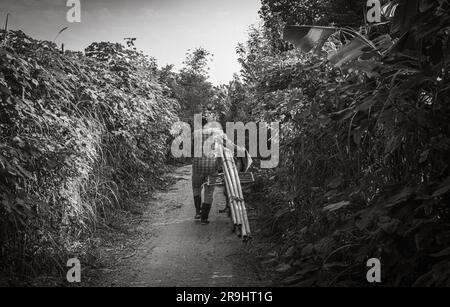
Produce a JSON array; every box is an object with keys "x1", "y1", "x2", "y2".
[{"x1": 1, "y1": 0, "x2": 261, "y2": 85}]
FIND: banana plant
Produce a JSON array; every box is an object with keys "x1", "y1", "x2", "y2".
[
  {"x1": 281, "y1": 0, "x2": 426, "y2": 70},
  {"x1": 283, "y1": 24, "x2": 393, "y2": 70}
]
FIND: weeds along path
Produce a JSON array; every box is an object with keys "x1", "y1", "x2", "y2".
[{"x1": 96, "y1": 165, "x2": 264, "y2": 287}]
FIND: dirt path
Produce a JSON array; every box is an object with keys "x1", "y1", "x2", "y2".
[{"x1": 98, "y1": 165, "x2": 265, "y2": 287}]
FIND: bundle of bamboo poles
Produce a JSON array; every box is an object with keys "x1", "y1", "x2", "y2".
[{"x1": 219, "y1": 144, "x2": 251, "y2": 240}]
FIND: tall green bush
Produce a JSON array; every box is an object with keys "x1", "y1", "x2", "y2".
[
  {"x1": 237, "y1": 0, "x2": 450, "y2": 286},
  {"x1": 0, "y1": 30, "x2": 179, "y2": 281}
]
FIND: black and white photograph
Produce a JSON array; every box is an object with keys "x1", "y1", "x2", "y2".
[{"x1": 0, "y1": 0, "x2": 449, "y2": 292}]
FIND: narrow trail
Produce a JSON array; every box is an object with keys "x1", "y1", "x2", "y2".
[{"x1": 99, "y1": 165, "x2": 265, "y2": 287}]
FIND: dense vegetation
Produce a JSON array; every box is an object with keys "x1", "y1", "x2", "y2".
[
  {"x1": 1, "y1": 0, "x2": 449, "y2": 287},
  {"x1": 233, "y1": 0, "x2": 450, "y2": 286},
  {"x1": 0, "y1": 30, "x2": 179, "y2": 282}
]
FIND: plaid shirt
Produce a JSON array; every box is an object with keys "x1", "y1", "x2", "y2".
[
  {"x1": 192, "y1": 156, "x2": 217, "y2": 177},
  {"x1": 191, "y1": 129, "x2": 219, "y2": 189}
]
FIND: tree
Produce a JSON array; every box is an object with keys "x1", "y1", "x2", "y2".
[
  {"x1": 172, "y1": 47, "x2": 216, "y2": 125},
  {"x1": 225, "y1": 74, "x2": 247, "y2": 123},
  {"x1": 182, "y1": 47, "x2": 213, "y2": 76}
]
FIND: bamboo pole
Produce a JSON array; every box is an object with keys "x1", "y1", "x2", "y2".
[
  {"x1": 231, "y1": 163, "x2": 251, "y2": 237},
  {"x1": 221, "y1": 148, "x2": 240, "y2": 225},
  {"x1": 223, "y1": 147, "x2": 248, "y2": 237},
  {"x1": 229, "y1": 154, "x2": 250, "y2": 234},
  {"x1": 222, "y1": 146, "x2": 246, "y2": 237},
  {"x1": 215, "y1": 139, "x2": 239, "y2": 228},
  {"x1": 223, "y1": 162, "x2": 237, "y2": 225},
  {"x1": 215, "y1": 135, "x2": 252, "y2": 239},
  {"x1": 224, "y1": 155, "x2": 243, "y2": 226},
  {"x1": 224, "y1": 152, "x2": 243, "y2": 228},
  {"x1": 224, "y1": 145, "x2": 251, "y2": 238}
]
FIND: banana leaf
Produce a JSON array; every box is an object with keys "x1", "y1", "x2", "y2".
[
  {"x1": 328, "y1": 37, "x2": 374, "y2": 67},
  {"x1": 381, "y1": 1, "x2": 398, "y2": 18},
  {"x1": 283, "y1": 25, "x2": 336, "y2": 54}
]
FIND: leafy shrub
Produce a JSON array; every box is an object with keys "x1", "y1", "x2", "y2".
[
  {"x1": 0, "y1": 30, "x2": 179, "y2": 281},
  {"x1": 237, "y1": 0, "x2": 450, "y2": 286}
]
